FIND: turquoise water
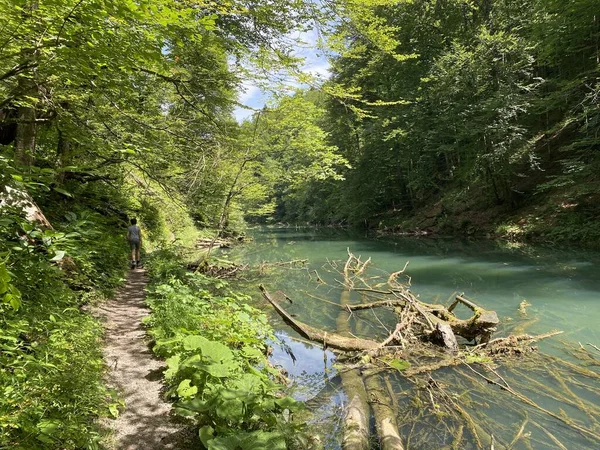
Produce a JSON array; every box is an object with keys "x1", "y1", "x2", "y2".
[{"x1": 228, "y1": 227, "x2": 600, "y2": 449}]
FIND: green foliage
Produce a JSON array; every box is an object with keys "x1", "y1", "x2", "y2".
[
  {"x1": 0, "y1": 150, "x2": 140, "y2": 448},
  {"x1": 236, "y1": 93, "x2": 349, "y2": 223},
  {"x1": 265, "y1": 0, "x2": 600, "y2": 242},
  {"x1": 0, "y1": 203, "x2": 126, "y2": 448},
  {"x1": 0, "y1": 0, "x2": 322, "y2": 242},
  {"x1": 0, "y1": 261, "x2": 22, "y2": 310},
  {"x1": 144, "y1": 250, "x2": 305, "y2": 447}
]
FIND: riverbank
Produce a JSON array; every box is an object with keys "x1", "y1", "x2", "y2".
[{"x1": 375, "y1": 192, "x2": 600, "y2": 247}]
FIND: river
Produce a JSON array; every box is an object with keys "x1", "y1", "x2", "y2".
[{"x1": 228, "y1": 227, "x2": 600, "y2": 449}]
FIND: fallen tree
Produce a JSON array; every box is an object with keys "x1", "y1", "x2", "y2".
[
  {"x1": 259, "y1": 250, "x2": 598, "y2": 450},
  {"x1": 261, "y1": 252, "x2": 499, "y2": 355}
]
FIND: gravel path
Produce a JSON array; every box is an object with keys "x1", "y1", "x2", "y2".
[{"x1": 97, "y1": 268, "x2": 195, "y2": 449}]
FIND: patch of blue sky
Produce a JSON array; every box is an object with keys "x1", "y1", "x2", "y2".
[{"x1": 233, "y1": 27, "x2": 331, "y2": 123}]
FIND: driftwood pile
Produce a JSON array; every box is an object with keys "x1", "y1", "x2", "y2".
[
  {"x1": 259, "y1": 251, "x2": 596, "y2": 450},
  {"x1": 196, "y1": 237, "x2": 231, "y2": 249}
]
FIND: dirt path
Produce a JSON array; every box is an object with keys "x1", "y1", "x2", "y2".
[{"x1": 96, "y1": 268, "x2": 194, "y2": 449}]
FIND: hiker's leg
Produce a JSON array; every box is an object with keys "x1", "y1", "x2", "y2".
[{"x1": 129, "y1": 241, "x2": 137, "y2": 267}]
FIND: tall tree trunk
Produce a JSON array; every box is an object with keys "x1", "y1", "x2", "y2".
[
  {"x1": 14, "y1": 94, "x2": 37, "y2": 166},
  {"x1": 56, "y1": 105, "x2": 72, "y2": 183},
  {"x1": 217, "y1": 158, "x2": 248, "y2": 236},
  {"x1": 14, "y1": 1, "x2": 40, "y2": 166}
]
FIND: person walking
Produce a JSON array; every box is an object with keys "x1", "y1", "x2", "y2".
[{"x1": 126, "y1": 218, "x2": 142, "y2": 268}]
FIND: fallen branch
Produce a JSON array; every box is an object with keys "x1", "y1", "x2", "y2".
[
  {"x1": 260, "y1": 286, "x2": 379, "y2": 352},
  {"x1": 473, "y1": 331, "x2": 564, "y2": 351},
  {"x1": 464, "y1": 362, "x2": 600, "y2": 444},
  {"x1": 345, "y1": 299, "x2": 407, "y2": 311}
]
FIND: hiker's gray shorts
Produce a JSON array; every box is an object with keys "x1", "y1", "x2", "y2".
[{"x1": 129, "y1": 240, "x2": 140, "y2": 251}]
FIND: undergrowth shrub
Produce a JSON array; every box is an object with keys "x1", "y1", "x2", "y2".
[
  {"x1": 145, "y1": 250, "x2": 307, "y2": 449},
  {"x1": 0, "y1": 232, "x2": 121, "y2": 448},
  {"x1": 0, "y1": 177, "x2": 127, "y2": 448}
]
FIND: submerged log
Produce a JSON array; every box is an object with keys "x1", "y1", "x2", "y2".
[
  {"x1": 338, "y1": 285, "x2": 403, "y2": 450},
  {"x1": 340, "y1": 367, "x2": 371, "y2": 450},
  {"x1": 337, "y1": 290, "x2": 371, "y2": 450},
  {"x1": 363, "y1": 372, "x2": 404, "y2": 450}
]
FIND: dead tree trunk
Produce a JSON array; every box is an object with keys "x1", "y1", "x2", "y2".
[
  {"x1": 337, "y1": 290, "x2": 370, "y2": 450},
  {"x1": 14, "y1": 6, "x2": 40, "y2": 167},
  {"x1": 259, "y1": 286, "x2": 379, "y2": 352},
  {"x1": 14, "y1": 100, "x2": 37, "y2": 166},
  {"x1": 363, "y1": 371, "x2": 404, "y2": 450}
]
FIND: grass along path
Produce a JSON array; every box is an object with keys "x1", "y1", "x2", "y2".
[{"x1": 96, "y1": 268, "x2": 194, "y2": 449}]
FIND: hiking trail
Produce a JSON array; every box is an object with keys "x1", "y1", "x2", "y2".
[{"x1": 96, "y1": 268, "x2": 194, "y2": 449}]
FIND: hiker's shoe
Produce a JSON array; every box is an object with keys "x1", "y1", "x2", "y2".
[{"x1": 131, "y1": 262, "x2": 136, "y2": 269}]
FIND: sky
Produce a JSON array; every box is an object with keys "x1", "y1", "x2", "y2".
[{"x1": 233, "y1": 28, "x2": 331, "y2": 123}]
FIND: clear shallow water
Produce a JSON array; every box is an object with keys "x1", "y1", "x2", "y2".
[{"x1": 228, "y1": 227, "x2": 600, "y2": 449}]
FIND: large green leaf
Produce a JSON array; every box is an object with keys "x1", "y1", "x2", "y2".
[
  {"x1": 36, "y1": 419, "x2": 61, "y2": 444},
  {"x1": 176, "y1": 396, "x2": 215, "y2": 414},
  {"x1": 215, "y1": 398, "x2": 244, "y2": 421},
  {"x1": 176, "y1": 379, "x2": 198, "y2": 399},
  {"x1": 202, "y1": 362, "x2": 234, "y2": 378},
  {"x1": 227, "y1": 373, "x2": 265, "y2": 399},
  {"x1": 182, "y1": 335, "x2": 206, "y2": 351},
  {"x1": 199, "y1": 425, "x2": 215, "y2": 447},
  {"x1": 207, "y1": 431, "x2": 286, "y2": 450},
  {"x1": 182, "y1": 335, "x2": 234, "y2": 363},
  {"x1": 164, "y1": 355, "x2": 180, "y2": 380}
]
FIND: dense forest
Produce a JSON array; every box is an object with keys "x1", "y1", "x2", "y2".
[
  {"x1": 1, "y1": 0, "x2": 599, "y2": 448},
  {"x1": 259, "y1": 0, "x2": 600, "y2": 244}
]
